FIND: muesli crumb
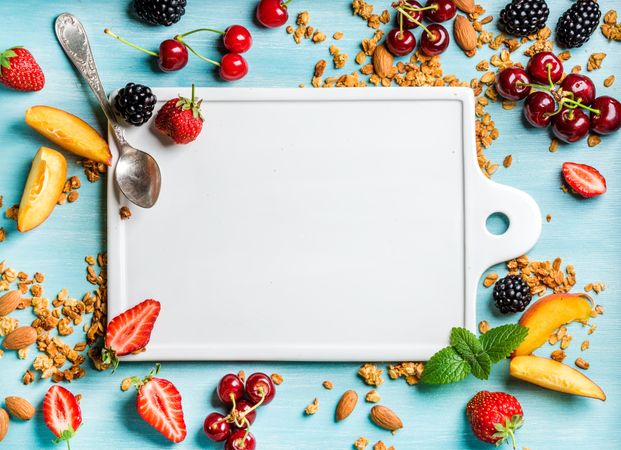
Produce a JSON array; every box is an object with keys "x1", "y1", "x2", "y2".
[
  {"x1": 305, "y1": 398, "x2": 319, "y2": 415},
  {"x1": 322, "y1": 380, "x2": 334, "y2": 390},
  {"x1": 271, "y1": 373, "x2": 283, "y2": 385},
  {"x1": 366, "y1": 390, "x2": 381, "y2": 403},
  {"x1": 354, "y1": 437, "x2": 369, "y2": 450},
  {"x1": 478, "y1": 320, "x2": 491, "y2": 334},
  {"x1": 359, "y1": 363, "x2": 383, "y2": 386},
  {"x1": 119, "y1": 206, "x2": 132, "y2": 220}
]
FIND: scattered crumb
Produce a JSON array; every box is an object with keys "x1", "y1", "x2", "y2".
[
  {"x1": 305, "y1": 398, "x2": 319, "y2": 415},
  {"x1": 354, "y1": 437, "x2": 369, "y2": 450},
  {"x1": 0, "y1": 228, "x2": 5, "y2": 242},
  {"x1": 551, "y1": 349, "x2": 566, "y2": 362},
  {"x1": 387, "y1": 362, "x2": 424, "y2": 385},
  {"x1": 588, "y1": 134, "x2": 601, "y2": 148},
  {"x1": 271, "y1": 373, "x2": 284, "y2": 385},
  {"x1": 503, "y1": 155, "x2": 513, "y2": 168},
  {"x1": 333, "y1": 32, "x2": 344, "y2": 40},
  {"x1": 483, "y1": 273, "x2": 498, "y2": 288},
  {"x1": 575, "y1": 358, "x2": 590, "y2": 370},
  {"x1": 366, "y1": 390, "x2": 381, "y2": 403},
  {"x1": 546, "y1": 214, "x2": 552, "y2": 223},
  {"x1": 604, "y1": 74, "x2": 615, "y2": 87},
  {"x1": 322, "y1": 380, "x2": 334, "y2": 390},
  {"x1": 359, "y1": 363, "x2": 383, "y2": 386},
  {"x1": 587, "y1": 53, "x2": 606, "y2": 71},
  {"x1": 581, "y1": 340, "x2": 590, "y2": 351},
  {"x1": 478, "y1": 320, "x2": 490, "y2": 334},
  {"x1": 119, "y1": 206, "x2": 132, "y2": 220}
]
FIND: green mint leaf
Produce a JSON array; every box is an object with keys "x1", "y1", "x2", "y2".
[
  {"x1": 450, "y1": 327, "x2": 491, "y2": 380},
  {"x1": 480, "y1": 324, "x2": 529, "y2": 363},
  {"x1": 421, "y1": 346, "x2": 471, "y2": 384}
]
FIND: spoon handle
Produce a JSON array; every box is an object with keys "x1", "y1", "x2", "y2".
[{"x1": 54, "y1": 13, "x2": 127, "y2": 147}]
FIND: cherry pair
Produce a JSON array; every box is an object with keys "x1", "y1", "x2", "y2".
[{"x1": 105, "y1": 25, "x2": 252, "y2": 81}]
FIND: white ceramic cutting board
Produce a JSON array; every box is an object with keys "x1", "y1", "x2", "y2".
[{"x1": 107, "y1": 88, "x2": 541, "y2": 362}]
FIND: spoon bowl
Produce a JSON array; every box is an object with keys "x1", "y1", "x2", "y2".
[{"x1": 115, "y1": 144, "x2": 161, "y2": 208}]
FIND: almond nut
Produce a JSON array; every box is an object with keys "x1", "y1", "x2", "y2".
[
  {"x1": 372, "y1": 44, "x2": 393, "y2": 79},
  {"x1": 454, "y1": 15, "x2": 477, "y2": 52},
  {"x1": 0, "y1": 408, "x2": 8, "y2": 443},
  {"x1": 2, "y1": 326, "x2": 37, "y2": 350},
  {"x1": 5, "y1": 397, "x2": 35, "y2": 421},
  {"x1": 0, "y1": 291, "x2": 21, "y2": 317},
  {"x1": 335, "y1": 390, "x2": 358, "y2": 421},
  {"x1": 453, "y1": 0, "x2": 476, "y2": 14},
  {"x1": 370, "y1": 405, "x2": 403, "y2": 432}
]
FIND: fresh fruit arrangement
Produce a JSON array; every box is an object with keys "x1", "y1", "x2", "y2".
[
  {"x1": 43, "y1": 385, "x2": 82, "y2": 450},
  {"x1": 203, "y1": 372, "x2": 276, "y2": 449},
  {"x1": 256, "y1": 0, "x2": 292, "y2": 28},
  {"x1": 123, "y1": 365, "x2": 187, "y2": 443},
  {"x1": 466, "y1": 391, "x2": 524, "y2": 448},
  {"x1": 133, "y1": 0, "x2": 187, "y2": 26},
  {"x1": 155, "y1": 85, "x2": 204, "y2": 144},
  {"x1": 495, "y1": 52, "x2": 621, "y2": 143},
  {"x1": 0, "y1": 47, "x2": 45, "y2": 92}
]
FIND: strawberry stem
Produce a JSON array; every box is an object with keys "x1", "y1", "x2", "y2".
[
  {"x1": 104, "y1": 29, "x2": 158, "y2": 57},
  {"x1": 174, "y1": 35, "x2": 220, "y2": 67}
]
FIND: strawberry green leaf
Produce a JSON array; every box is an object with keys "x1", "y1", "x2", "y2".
[
  {"x1": 480, "y1": 324, "x2": 529, "y2": 363},
  {"x1": 450, "y1": 327, "x2": 491, "y2": 380},
  {"x1": 421, "y1": 346, "x2": 471, "y2": 384}
]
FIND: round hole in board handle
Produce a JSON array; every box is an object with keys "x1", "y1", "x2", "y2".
[{"x1": 486, "y1": 212, "x2": 510, "y2": 236}]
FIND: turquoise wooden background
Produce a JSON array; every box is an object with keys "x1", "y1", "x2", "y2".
[{"x1": 0, "y1": 0, "x2": 619, "y2": 448}]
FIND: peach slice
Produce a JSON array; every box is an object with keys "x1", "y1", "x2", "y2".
[
  {"x1": 510, "y1": 355, "x2": 606, "y2": 400},
  {"x1": 513, "y1": 293, "x2": 594, "y2": 357},
  {"x1": 25, "y1": 106, "x2": 112, "y2": 166},
  {"x1": 17, "y1": 147, "x2": 67, "y2": 232}
]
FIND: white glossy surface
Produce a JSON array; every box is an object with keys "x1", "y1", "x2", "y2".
[{"x1": 107, "y1": 88, "x2": 541, "y2": 361}]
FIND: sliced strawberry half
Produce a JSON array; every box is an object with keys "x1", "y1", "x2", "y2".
[
  {"x1": 103, "y1": 299, "x2": 161, "y2": 369},
  {"x1": 125, "y1": 365, "x2": 187, "y2": 443},
  {"x1": 43, "y1": 385, "x2": 82, "y2": 449},
  {"x1": 562, "y1": 162, "x2": 607, "y2": 198}
]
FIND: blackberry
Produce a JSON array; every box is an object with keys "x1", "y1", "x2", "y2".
[
  {"x1": 133, "y1": 0, "x2": 187, "y2": 26},
  {"x1": 493, "y1": 275, "x2": 532, "y2": 314},
  {"x1": 499, "y1": 0, "x2": 549, "y2": 37},
  {"x1": 114, "y1": 83, "x2": 157, "y2": 126},
  {"x1": 556, "y1": 0, "x2": 601, "y2": 48}
]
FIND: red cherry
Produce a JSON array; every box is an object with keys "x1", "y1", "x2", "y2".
[
  {"x1": 256, "y1": 0, "x2": 289, "y2": 28},
  {"x1": 523, "y1": 91, "x2": 556, "y2": 128},
  {"x1": 496, "y1": 67, "x2": 531, "y2": 101},
  {"x1": 590, "y1": 96, "x2": 621, "y2": 135},
  {"x1": 233, "y1": 400, "x2": 256, "y2": 427},
  {"x1": 526, "y1": 52, "x2": 563, "y2": 85},
  {"x1": 386, "y1": 28, "x2": 416, "y2": 56},
  {"x1": 420, "y1": 24, "x2": 450, "y2": 56},
  {"x1": 424, "y1": 0, "x2": 456, "y2": 22},
  {"x1": 158, "y1": 39, "x2": 188, "y2": 72},
  {"x1": 225, "y1": 430, "x2": 256, "y2": 450},
  {"x1": 220, "y1": 53, "x2": 249, "y2": 81},
  {"x1": 245, "y1": 372, "x2": 276, "y2": 406},
  {"x1": 560, "y1": 73, "x2": 596, "y2": 106},
  {"x1": 204, "y1": 412, "x2": 231, "y2": 442},
  {"x1": 224, "y1": 25, "x2": 253, "y2": 53},
  {"x1": 552, "y1": 108, "x2": 590, "y2": 143},
  {"x1": 398, "y1": 0, "x2": 424, "y2": 29},
  {"x1": 217, "y1": 374, "x2": 245, "y2": 405}
]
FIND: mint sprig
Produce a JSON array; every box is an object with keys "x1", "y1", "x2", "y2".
[{"x1": 421, "y1": 324, "x2": 528, "y2": 385}]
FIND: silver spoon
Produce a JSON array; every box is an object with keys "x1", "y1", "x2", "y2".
[{"x1": 55, "y1": 13, "x2": 161, "y2": 208}]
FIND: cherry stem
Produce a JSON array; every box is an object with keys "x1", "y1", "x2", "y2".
[
  {"x1": 104, "y1": 28, "x2": 158, "y2": 57},
  {"x1": 516, "y1": 81, "x2": 601, "y2": 116},
  {"x1": 174, "y1": 35, "x2": 220, "y2": 67},
  {"x1": 546, "y1": 64, "x2": 554, "y2": 90},
  {"x1": 284, "y1": 0, "x2": 293, "y2": 4},
  {"x1": 177, "y1": 27, "x2": 225, "y2": 38},
  {"x1": 396, "y1": 7, "x2": 433, "y2": 38},
  {"x1": 563, "y1": 97, "x2": 600, "y2": 114}
]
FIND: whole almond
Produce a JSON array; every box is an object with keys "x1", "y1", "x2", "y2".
[
  {"x1": 2, "y1": 326, "x2": 37, "y2": 350},
  {"x1": 373, "y1": 44, "x2": 393, "y2": 79},
  {"x1": 0, "y1": 408, "x2": 8, "y2": 443},
  {"x1": 335, "y1": 390, "x2": 358, "y2": 421},
  {"x1": 5, "y1": 397, "x2": 35, "y2": 421},
  {"x1": 370, "y1": 405, "x2": 403, "y2": 432},
  {"x1": 454, "y1": 15, "x2": 477, "y2": 52},
  {"x1": 454, "y1": 0, "x2": 476, "y2": 14},
  {"x1": 0, "y1": 291, "x2": 21, "y2": 317}
]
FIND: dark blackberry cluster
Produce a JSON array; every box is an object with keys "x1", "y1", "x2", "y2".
[
  {"x1": 133, "y1": 0, "x2": 187, "y2": 26},
  {"x1": 493, "y1": 275, "x2": 533, "y2": 314},
  {"x1": 556, "y1": 0, "x2": 601, "y2": 48},
  {"x1": 114, "y1": 83, "x2": 157, "y2": 126},
  {"x1": 499, "y1": 0, "x2": 550, "y2": 37}
]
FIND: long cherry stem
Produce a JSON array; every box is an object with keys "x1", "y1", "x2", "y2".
[
  {"x1": 104, "y1": 28, "x2": 158, "y2": 57},
  {"x1": 174, "y1": 35, "x2": 221, "y2": 67},
  {"x1": 177, "y1": 27, "x2": 225, "y2": 38},
  {"x1": 396, "y1": 7, "x2": 434, "y2": 38},
  {"x1": 516, "y1": 81, "x2": 601, "y2": 116}
]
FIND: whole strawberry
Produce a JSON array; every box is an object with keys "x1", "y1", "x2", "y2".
[
  {"x1": 155, "y1": 84, "x2": 204, "y2": 144},
  {"x1": 466, "y1": 391, "x2": 524, "y2": 449},
  {"x1": 0, "y1": 47, "x2": 45, "y2": 91}
]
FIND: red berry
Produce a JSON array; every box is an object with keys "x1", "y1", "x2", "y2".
[
  {"x1": 424, "y1": 0, "x2": 456, "y2": 22},
  {"x1": 220, "y1": 53, "x2": 248, "y2": 81},
  {"x1": 560, "y1": 73, "x2": 596, "y2": 106},
  {"x1": 526, "y1": 52, "x2": 563, "y2": 85},
  {"x1": 224, "y1": 25, "x2": 253, "y2": 53},
  {"x1": 256, "y1": 0, "x2": 289, "y2": 28},
  {"x1": 245, "y1": 372, "x2": 276, "y2": 406},
  {"x1": 496, "y1": 67, "x2": 531, "y2": 101},
  {"x1": 159, "y1": 39, "x2": 188, "y2": 72},
  {"x1": 552, "y1": 108, "x2": 590, "y2": 143},
  {"x1": 43, "y1": 385, "x2": 82, "y2": 446},
  {"x1": 466, "y1": 391, "x2": 523, "y2": 446},
  {"x1": 420, "y1": 24, "x2": 450, "y2": 56},
  {"x1": 590, "y1": 96, "x2": 621, "y2": 135},
  {"x1": 386, "y1": 29, "x2": 416, "y2": 56},
  {"x1": 155, "y1": 87, "x2": 204, "y2": 145},
  {"x1": 562, "y1": 162, "x2": 607, "y2": 198},
  {"x1": 217, "y1": 374, "x2": 245, "y2": 405},
  {"x1": 397, "y1": 0, "x2": 424, "y2": 28},
  {"x1": 204, "y1": 412, "x2": 231, "y2": 442},
  {"x1": 233, "y1": 400, "x2": 257, "y2": 427},
  {"x1": 0, "y1": 47, "x2": 45, "y2": 91},
  {"x1": 225, "y1": 430, "x2": 256, "y2": 450},
  {"x1": 523, "y1": 91, "x2": 556, "y2": 128}
]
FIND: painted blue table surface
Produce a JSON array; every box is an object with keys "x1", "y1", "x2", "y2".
[{"x1": 0, "y1": 0, "x2": 620, "y2": 449}]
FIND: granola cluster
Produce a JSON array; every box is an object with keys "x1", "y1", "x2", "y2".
[
  {"x1": 352, "y1": 0, "x2": 390, "y2": 29},
  {"x1": 505, "y1": 255, "x2": 577, "y2": 297},
  {"x1": 286, "y1": 11, "x2": 327, "y2": 44},
  {"x1": 601, "y1": 10, "x2": 621, "y2": 41}
]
